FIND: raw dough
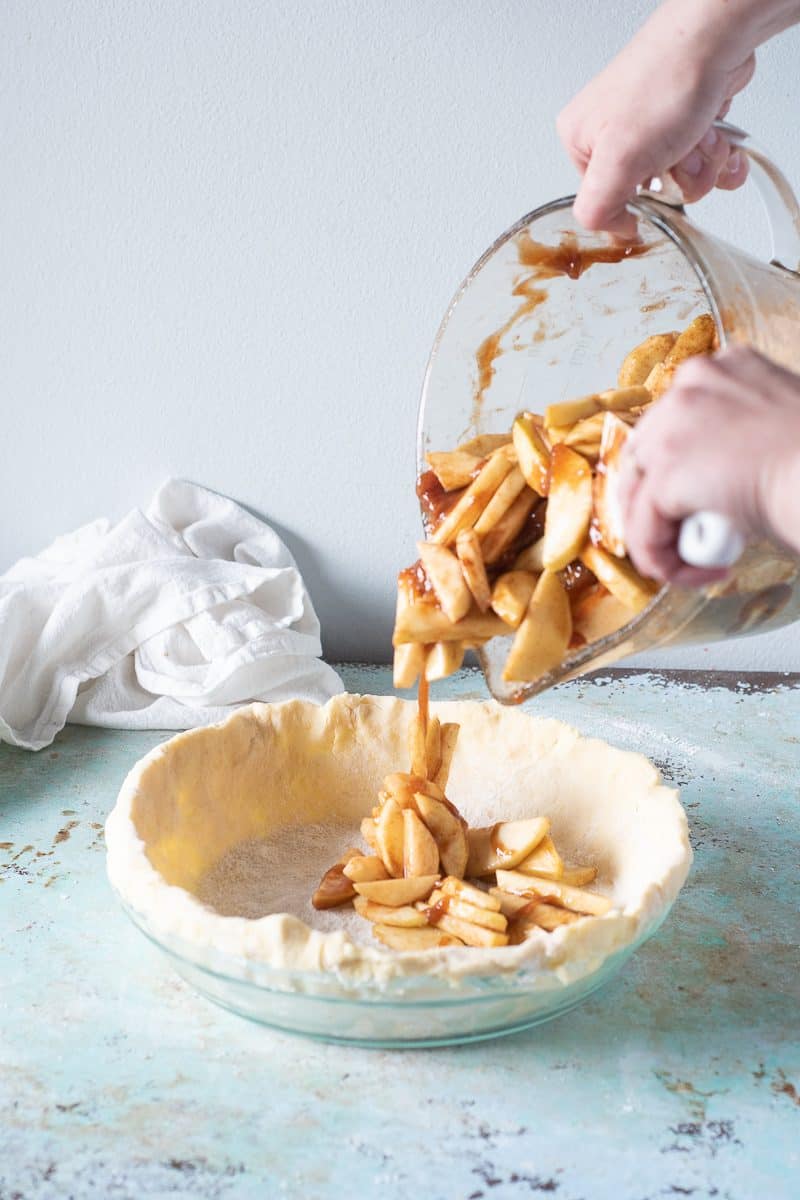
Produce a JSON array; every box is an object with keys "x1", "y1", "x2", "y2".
[{"x1": 105, "y1": 694, "x2": 691, "y2": 986}]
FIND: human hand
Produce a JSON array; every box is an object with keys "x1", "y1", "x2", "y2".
[
  {"x1": 618, "y1": 346, "x2": 800, "y2": 586},
  {"x1": 557, "y1": 1, "x2": 756, "y2": 237}
]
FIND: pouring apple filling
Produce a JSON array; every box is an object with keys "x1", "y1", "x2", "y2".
[
  {"x1": 311, "y1": 314, "x2": 714, "y2": 950},
  {"x1": 311, "y1": 673, "x2": 609, "y2": 949},
  {"x1": 311, "y1": 315, "x2": 715, "y2": 952},
  {"x1": 395, "y1": 312, "x2": 716, "y2": 687}
]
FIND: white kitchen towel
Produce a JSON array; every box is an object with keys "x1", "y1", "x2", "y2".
[{"x1": 0, "y1": 479, "x2": 344, "y2": 750}]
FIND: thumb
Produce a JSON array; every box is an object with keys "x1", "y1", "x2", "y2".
[{"x1": 572, "y1": 138, "x2": 652, "y2": 237}]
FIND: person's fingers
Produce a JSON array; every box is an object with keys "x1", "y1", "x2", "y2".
[
  {"x1": 624, "y1": 474, "x2": 683, "y2": 582},
  {"x1": 617, "y1": 444, "x2": 678, "y2": 581},
  {"x1": 618, "y1": 425, "x2": 735, "y2": 587},
  {"x1": 712, "y1": 343, "x2": 783, "y2": 390},
  {"x1": 572, "y1": 134, "x2": 652, "y2": 236},
  {"x1": 670, "y1": 126, "x2": 732, "y2": 202},
  {"x1": 617, "y1": 447, "x2": 645, "y2": 535},
  {"x1": 728, "y1": 51, "x2": 757, "y2": 99},
  {"x1": 669, "y1": 563, "x2": 731, "y2": 587},
  {"x1": 574, "y1": 180, "x2": 639, "y2": 238},
  {"x1": 714, "y1": 146, "x2": 749, "y2": 191},
  {"x1": 555, "y1": 108, "x2": 590, "y2": 174}
]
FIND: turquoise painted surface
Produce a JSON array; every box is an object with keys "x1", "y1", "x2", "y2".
[{"x1": 1, "y1": 667, "x2": 798, "y2": 1199}]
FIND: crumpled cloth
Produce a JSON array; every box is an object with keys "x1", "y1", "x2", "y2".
[{"x1": 0, "y1": 479, "x2": 343, "y2": 750}]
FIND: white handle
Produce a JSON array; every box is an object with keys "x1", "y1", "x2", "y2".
[{"x1": 678, "y1": 511, "x2": 745, "y2": 568}]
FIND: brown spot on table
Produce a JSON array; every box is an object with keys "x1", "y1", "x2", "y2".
[
  {"x1": 772, "y1": 1070, "x2": 800, "y2": 1107},
  {"x1": 54, "y1": 820, "x2": 79, "y2": 845}
]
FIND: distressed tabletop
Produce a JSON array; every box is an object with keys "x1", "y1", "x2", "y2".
[{"x1": 1, "y1": 666, "x2": 798, "y2": 1200}]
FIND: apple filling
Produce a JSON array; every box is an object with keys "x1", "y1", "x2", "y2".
[{"x1": 393, "y1": 313, "x2": 717, "y2": 688}]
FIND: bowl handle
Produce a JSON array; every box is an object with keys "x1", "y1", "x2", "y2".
[
  {"x1": 677, "y1": 511, "x2": 745, "y2": 569},
  {"x1": 641, "y1": 120, "x2": 800, "y2": 275}
]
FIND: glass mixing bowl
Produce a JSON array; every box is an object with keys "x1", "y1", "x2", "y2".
[{"x1": 417, "y1": 125, "x2": 800, "y2": 703}]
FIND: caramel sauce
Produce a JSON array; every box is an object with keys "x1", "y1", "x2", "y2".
[
  {"x1": 417, "y1": 670, "x2": 430, "y2": 730},
  {"x1": 398, "y1": 559, "x2": 434, "y2": 603},
  {"x1": 416, "y1": 470, "x2": 467, "y2": 532},
  {"x1": 473, "y1": 230, "x2": 652, "y2": 423},
  {"x1": 312, "y1": 862, "x2": 356, "y2": 910},
  {"x1": 426, "y1": 896, "x2": 450, "y2": 925},
  {"x1": 491, "y1": 497, "x2": 547, "y2": 573},
  {"x1": 559, "y1": 559, "x2": 597, "y2": 602},
  {"x1": 474, "y1": 275, "x2": 548, "y2": 402},
  {"x1": 516, "y1": 231, "x2": 650, "y2": 280}
]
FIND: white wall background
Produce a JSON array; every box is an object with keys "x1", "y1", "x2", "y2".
[{"x1": 3, "y1": 0, "x2": 800, "y2": 667}]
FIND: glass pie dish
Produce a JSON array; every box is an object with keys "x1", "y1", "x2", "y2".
[
  {"x1": 106, "y1": 694, "x2": 691, "y2": 1047},
  {"x1": 119, "y1": 896, "x2": 671, "y2": 1047}
]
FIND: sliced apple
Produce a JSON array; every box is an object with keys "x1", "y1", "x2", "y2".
[
  {"x1": 480, "y1": 488, "x2": 539, "y2": 565},
  {"x1": 423, "y1": 907, "x2": 509, "y2": 948},
  {"x1": 525, "y1": 901, "x2": 582, "y2": 931},
  {"x1": 311, "y1": 859, "x2": 358, "y2": 910},
  {"x1": 490, "y1": 570, "x2": 538, "y2": 628},
  {"x1": 426, "y1": 889, "x2": 508, "y2": 932},
  {"x1": 383, "y1": 772, "x2": 444, "y2": 810},
  {"x1": 514, "y1": 537, "x2": 545, "y2": 573},
  {"x1": 403, "y1": 808, "x2": 440, "y2": 878},
  {"x1": 372, "y1": 924, "x2": 463, "y2": 950},
  {"x1": 354, "y1": 875, "x2": 439, "y2": 907},
  {"x1": 360, "y1": 816, "x2": 379, "y2": 852},
  {"x1": 432, "y1": 723, "x2": 460, "y2": 793},
  {"x1": 456, "y1": 528, "x2": 492, "y2": 611},
  {"x1": 580, "y1": 543, "x2": 660, "y2": 613},
  {"x1": 393, "y1": 586, "x2": 512, "y2": 645},
  {"x1": 488, "y1": 886, "x2": 535, "y2": 918},
  {"x1": 441, "y1": 875, "x2": 501, "y2": 911},
  {"x1": 542, "y1": 445, "x2": 593, "y2": 571},
  {"x1": 414, "y1": 793, "x2": 469, "y2": 879},
  {"x1": 425, "y1": 449, "x2": 483, "y2": 491},
  {"x1": 571, "y1": 586, "x2": 631, "y2": 645},
  {"x1": 466, "y1": 816, "x2": 549, "y2": 876},
  {"x1": 473, "y1": 466, "x2": 528, "y2": 534},
  {"x1": 392, "y1": 641, "x2": 425, "y2": 689},
  {"x1": 617, "y1": 331, "x2": 678, "y2": 387},
  {"x1": 592, "y1": 412, "x2": 630, "y2": 558},
  {"x1": 417, "y1": 541, "x2": 472, "y2": 623},
  {"x1": 424, "y1": 641, "x2": 466, "y2": 682},
  {"x1": 598, "y1": 385, "x2": 651, "y2": 414},
  {"x1": 545, "y1": 386, "x2": 649, "y2": 438},
  {"x1": 512, "y1": 413, "x2": 550, "y2": 495},
  {"x1": 544, "y1": 394, "x2": 600, "y2": 433},
  {"x1": 342, "y1": 854, "x2": 390, "y2": 884},
  {"x1": 431, "y1": 448, "x2": 515, "y2": 546},
  {"x1": 495, "y1": 870, "x2": 612, "y2": 916},
  {"x1": 503, "y1": 569, "x2": 572, "y2": 683},
  {"x1": 559, "y1": 412, "x2": 605, "y2": 462},
  {"x1": 374, "y1": 795, "x2": 406, "y2": 878},
  {"x1": 508, "y1": 901, "x2": 582, "y2": 941},
  {"x1": 456, "y1": 432, "x2": 512, "y2": 458},
  {"x1": 354, "y1": 896, "x2": 429, "y2": 927},
  {"x1": 516, "y1": 833, "x2": 563, "y2": 879},
  {"x1": 561, "y1": 865, "x2": 598, "y2": 887},
  {"x1": 665, "y1": 312, "x2": 716, "y2": 365},
  {"x1": 644, "y1": 360, "x2": 675, "y2": 399}
]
